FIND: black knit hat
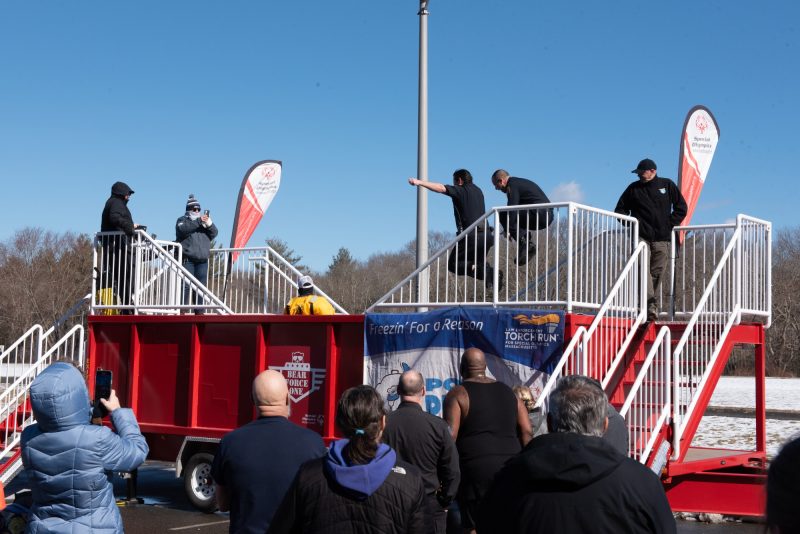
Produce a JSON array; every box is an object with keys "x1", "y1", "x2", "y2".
[{"x1": 186, "y1": 194, "x2": 201, "y2": 212}]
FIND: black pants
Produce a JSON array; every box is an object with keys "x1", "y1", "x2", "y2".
[{"x1": 447, "y1": 229, "x2": 494, "y2": 281}]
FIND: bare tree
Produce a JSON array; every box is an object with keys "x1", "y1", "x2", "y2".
[{"x1": 0, "y1": 228, "x2": 91, "y2": 344}]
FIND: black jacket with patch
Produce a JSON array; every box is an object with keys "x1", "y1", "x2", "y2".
[{"x1": 615, "y1": 176, "x2": 687, "y2": 242}]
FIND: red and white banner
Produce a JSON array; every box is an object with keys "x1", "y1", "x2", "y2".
[
  {"x1": 230, "y1": 160, "x2": 282, "y2": 256},
  {"x1": 678, "y1": 106, "x2": 720, "y2": 231}
]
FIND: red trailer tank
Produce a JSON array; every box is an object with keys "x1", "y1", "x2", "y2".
[{"x1": 88, "y1": 314, "x2": 365, "y2": 510}]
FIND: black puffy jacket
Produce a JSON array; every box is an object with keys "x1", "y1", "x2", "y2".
[
  {"x1": 101, "y1": 181, "x2": 135, "y2": 235},
  {"x1": 269, "y1": 441, "x2": 426, "y2": 534}
]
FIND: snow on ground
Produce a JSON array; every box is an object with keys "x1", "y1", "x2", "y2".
[{"x1": 691, "y1": 377, "x2": 800, "y2": 457}]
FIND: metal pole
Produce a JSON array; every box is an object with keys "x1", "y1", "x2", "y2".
[{"x1": 416, "y1": 0, "x2": 429, "y2": 307}]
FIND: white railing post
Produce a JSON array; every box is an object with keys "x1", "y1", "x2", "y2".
[
  {"x1": 493, "y1": 211, "x2": 501, "y2": 305},
  {"x1": 566, "y1": 203, "x2": 575, "y2": 313}
]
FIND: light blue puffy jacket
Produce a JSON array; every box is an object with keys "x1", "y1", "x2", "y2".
[{"x1": 21, "y1": 362, "x2": 149, "y2": 533}]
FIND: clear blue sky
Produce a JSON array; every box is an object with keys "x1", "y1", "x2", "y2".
[{"x1": 1, "y1": 1, "x2": 797, "y2": 272}]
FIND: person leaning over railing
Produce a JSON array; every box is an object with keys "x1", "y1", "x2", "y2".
[
  {"x1": 21, "y1": 362, "x2": 149, "y2": 534},
  {"x1": 408, "y1": 169, "x2": 502, "y2": 291}
]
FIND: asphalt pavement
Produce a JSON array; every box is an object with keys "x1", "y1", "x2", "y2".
[{"x1": 5, "y1": 460, "x2": 764, "y2": 533}]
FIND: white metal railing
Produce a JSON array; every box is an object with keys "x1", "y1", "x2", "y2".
[
  {"x1": 620, "y1": 326, "x2": 671, "y2": 463},
  {"x1": 92, "y1": 230, "x2": 232, "y2": 315},
  {"x1": 0, "y1": 325, "x2": 44, "y2": 389},
  {"x1": 208, "y1": 246, "x2": 347, "y2": 315},
  {"x1": 0, "y1": 324, "x2": 85, "y2": 485},
  {"x1": 533, "y1": 242, "x2": 646, "y2": 411},
  {"x1": 534, "y1": 327, "x2": 587, "y2": 409},
  {"x1": 369, "y1": 203, "x2": 638, "y2": 312},
  {"x1": 670, "y1": 215, "x2": 771, "y2": 460},
  {"x1": 583, "y1": 241, "x2": 648, "y2": 390},
  {"x1": 667, "y1": 216, "x2": 771, "y2": 325}
]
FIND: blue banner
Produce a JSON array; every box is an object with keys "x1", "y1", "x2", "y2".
[{"x1": 365, "y1": 307, "x2": 564, "y2": 416}]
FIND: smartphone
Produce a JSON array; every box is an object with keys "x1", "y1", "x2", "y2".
[
  {"x1": 203, "y1": 209, "x2": 210, "y2": 216},
  {"x1": 93, "y1": 369, "x2": 113, "y2": 418}
]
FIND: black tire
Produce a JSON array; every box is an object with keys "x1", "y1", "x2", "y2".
[{"x1": 183, "y1": 452, "x2": 218, "y2": 513}]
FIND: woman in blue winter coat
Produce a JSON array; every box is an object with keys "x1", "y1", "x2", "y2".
[{"x1": 21, "y1": 362, "x2": 149, "y2": 533}]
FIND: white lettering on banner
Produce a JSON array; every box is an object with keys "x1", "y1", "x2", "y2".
[
  {"x1": 434, "y1": 319, "x2": 484, "y2": 332},
  {"x1": 369, "y1": 323, "x2": 405, "y2": 335}
]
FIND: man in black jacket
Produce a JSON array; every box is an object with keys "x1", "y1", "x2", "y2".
[
  {"x1": 383, "y1": 370, "x2": 460, "y2": 534},
  {"x1": 615, "y1": 159, "x2": 687, "y2": 321},
  {"x1": 478, "y1": 375, "x2": 675, "y2": 534},
  {"x1": 491, "y1": 169, "x2": 553, "y2": 266},
  {"x1": 99, "y1": 181, "x2": 142, "y2": 311}
]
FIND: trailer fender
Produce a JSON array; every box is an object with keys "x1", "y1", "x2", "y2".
[{"x1": 175, "y1": 436, "x2": 220, "y2": 478}]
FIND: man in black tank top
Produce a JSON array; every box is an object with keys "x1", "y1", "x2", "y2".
[{"x1": 443, "y1": 348, "x2": 532, "y2": 533}]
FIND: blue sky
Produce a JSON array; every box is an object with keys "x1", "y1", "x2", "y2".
[{"x1": 1, "y1": 1, "x2": 797, "y2": 272}]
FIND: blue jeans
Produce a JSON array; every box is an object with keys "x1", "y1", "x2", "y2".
[{"x1": 183, "y1": 259, "x2": 208, "y2": 311}]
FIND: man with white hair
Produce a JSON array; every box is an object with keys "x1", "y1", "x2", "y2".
[
  {"x1": 211, "y1": 370, "x2": 327, "y2": 533},
  {"x1": 478, "y1": 375, "x2": 675, "y2": 533}
]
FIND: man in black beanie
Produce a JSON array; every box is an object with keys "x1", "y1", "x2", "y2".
[{"x1": 176, "y1": 194, "x2": 218, "y2": 313}]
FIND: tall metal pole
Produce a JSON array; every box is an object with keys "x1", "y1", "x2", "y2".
[{"x1": 416, "y1": 0, "x2": 430, "y2": 306}]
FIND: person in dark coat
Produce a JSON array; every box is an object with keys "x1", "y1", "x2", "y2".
[
  {"x1": 269, "y1": 385, "x2": 426, "y2": 534},
  {"x1": 478, "y1": 375, "x2": 675, "y2": 534},
  {"x1": 211, "y1": 370, "x2": 326, "y2": 534},
  {"x1": 605, "y1": 402, "x2": 629, "y2": 455},
  {"x1": 383, "y1": 370, "x2": 460, "y2": 534},
  {"x1": 491, "y1": 169, "x2": 553, "y2": 266},
  {"x1": 615, "y1": 158, "x2": 687, "y2": 321},
  {"x1": 175, "y1": 193, "x2": 218, "y2": 313},
  {"x1": 99, "y1": 181, "x2": 142, "y2": 310},
  {"x1": 21, "y1": 362, "x2": 149, "y2": 533},
  {"x1": 766, "y1": 435, "x2": 800, "y2": 533}
]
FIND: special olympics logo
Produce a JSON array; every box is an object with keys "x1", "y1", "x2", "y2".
[
  {"x1": 695, "y1": 114, "x2": 709, "y2": 134},
  {"x1": 260, "y1": 164, "x2": 279, "y2": 179}
]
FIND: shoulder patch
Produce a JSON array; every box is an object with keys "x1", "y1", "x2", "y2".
[
  {"x1": 659, "y1": 188, "x2": 666, "y2": 194},
  {"x1": 391, "y1": 466, "x2": 407, "y2": 475}
]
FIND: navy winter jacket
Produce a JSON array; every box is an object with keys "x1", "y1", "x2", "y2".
[
  {"x1": 21, "y1": 363, "x2": 149, "y2": 533},
  {"x1": 175, "y1": 214, "x2": 218, "y2": 262}
]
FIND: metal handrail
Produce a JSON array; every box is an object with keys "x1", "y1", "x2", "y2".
[
  {"x1": 369, "y1": 202, "x2": 638, "y2": 312},
  {"x1": 533, "y1": 326, "x2": 587, "y2": 409},
  {"x1": 620, "y1": 326, "x2": 671, "y2": 463},
  {"x1": 209, "y1": 246, "x2": 348, "y2": 314}
]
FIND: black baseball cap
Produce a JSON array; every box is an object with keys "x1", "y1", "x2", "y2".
[{"x1": 632, "y1": 159, "x2": 657, "y2": 174}]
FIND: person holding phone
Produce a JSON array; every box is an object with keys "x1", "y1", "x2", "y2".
[
  {"x1": 176, "y1": 194, "x2": 218, "y2": 313},
  {"x1": 21, "y1": 362, "x2": 149, "y2": 533}
]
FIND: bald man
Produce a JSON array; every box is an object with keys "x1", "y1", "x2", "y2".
[
  {"x1": 383, "y1": 370, "x2": 460, "y2": 534},
  {"x1": 444, "y1": 348, "x2": 532, "y2": 534},
  {"x1": 211, "y1": 370, "x2": 327, "y2": 534}
]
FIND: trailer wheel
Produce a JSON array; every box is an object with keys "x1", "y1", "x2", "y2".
[{"x1": 184, "y1": 452, "x2": 217, "y2": 513}]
